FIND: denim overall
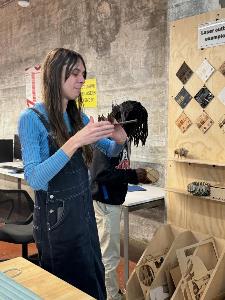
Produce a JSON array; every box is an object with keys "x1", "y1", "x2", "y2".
[{"x1": 31, "y1": 109, "x2": 106, "y2": 300}]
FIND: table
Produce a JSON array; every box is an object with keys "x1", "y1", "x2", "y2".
[
  {"x1": 122, "y1": 184, "x2": 165, "y2": 285},
  {"x1": 0, "y1": 161, "x2": 24, "y2": 189},
  {"x1": 0, "y1": 257, "x2": 95, "y2": 299}
]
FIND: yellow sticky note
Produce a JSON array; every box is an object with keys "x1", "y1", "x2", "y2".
[{"x1": 81, "y1": 78, "x2": 97, "y2": 108}]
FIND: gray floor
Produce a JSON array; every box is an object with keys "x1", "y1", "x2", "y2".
[{"x1": 120, "y1": 205, "x2": 165, "y2": 262}]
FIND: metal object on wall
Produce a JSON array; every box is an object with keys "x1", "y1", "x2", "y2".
[
  {"x1": 195, "y1": 58, "x2": 215, "y2": 82},
  {"x1": 219, "y1": 61, "x2": 225, "y2": 76},
  {"x1": 187, "y1": 181, "x2": 211, "y2": 197},
  {"x1": 194, "y1": 86, "x2": 214, "y2": 108},
  {"x1": 174, "y1": 147, "x2": 189, "y2": 158},
  {"x1": 176, "y1": 61, "x2": 193, "y2": 85},
  {"x1": 196, "y1": 111, "x2": 214, "y2": 134},
  {"x1": 175, "y1": 112, "x2": 192, "y2": 133},
  {"x1": 218, "y1": 114, "x2": 225, "y2": 133},
  {"x1": 175, "y1": 87, "x2": 192, "y2": 109}
]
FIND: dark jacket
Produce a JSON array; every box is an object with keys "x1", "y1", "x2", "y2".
[{"x1": 90, "y1": 145, "x2": 138, "y2": 205}]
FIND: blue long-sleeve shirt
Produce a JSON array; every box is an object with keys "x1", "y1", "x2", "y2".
[{"x1": 18, "y1": 102, "x2": 122, "y2": 191}]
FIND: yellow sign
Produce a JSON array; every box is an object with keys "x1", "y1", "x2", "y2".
[{"x1": 81, "y1": 78, "x2": 97, "y2": 108}]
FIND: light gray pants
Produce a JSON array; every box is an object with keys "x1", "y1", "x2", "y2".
[{"x1": 93, "y1": 200, "x2": 123, "y2": 300}]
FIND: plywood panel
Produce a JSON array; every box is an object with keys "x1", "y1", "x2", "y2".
[
  {"x1": 203, "y1": 250, "x2": 225, "y2": 299},
  {"x1": 167, "y1": 8, "x2": 225, "y2": 239},
  {"x1": 168, "y1": 10, "x2": 225, "y2": 162}
]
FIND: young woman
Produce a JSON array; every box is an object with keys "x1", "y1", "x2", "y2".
[{"x1": 18, "y1": 48, "x2": 127, "y2": 300}]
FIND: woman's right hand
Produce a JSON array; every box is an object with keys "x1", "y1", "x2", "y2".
[{"x1": 61, "y1": 116, "x2": 115, "y2": 157}]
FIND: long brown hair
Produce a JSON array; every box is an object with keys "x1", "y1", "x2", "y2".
[{"x1": 41, "y1": 48, "x2": 92, "y2": 164}]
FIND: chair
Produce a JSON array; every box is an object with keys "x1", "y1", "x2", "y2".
[{"x1": 0, "y1": 189, "x2": 34, "y2": 259}]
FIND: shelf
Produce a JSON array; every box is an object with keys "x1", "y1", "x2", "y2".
[
  {"x1": 166, "y1": 188, "x2": 225, "y2": 204},
  {"x1": 168, "y1": 158, "x2": 225, "y2": 167}
]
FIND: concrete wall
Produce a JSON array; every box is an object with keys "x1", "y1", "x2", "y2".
[
  {"x1": 168, "y1": 0, "x2": 220, "y2": 21},
  {"x1": 0, "y1": 0, "x2": 223, "y2": 244}
]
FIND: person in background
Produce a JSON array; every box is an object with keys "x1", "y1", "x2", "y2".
[
  {"x1": 18, "y1": 48, "x2": 127, "y2": 300},
  {"x1": 90, "y1": 100, "x2": 150, "y2": 300}
]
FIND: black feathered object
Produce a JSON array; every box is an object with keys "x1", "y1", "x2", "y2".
[{"x1": 98, "y1": 101, "x2": 148, "y2": 147}]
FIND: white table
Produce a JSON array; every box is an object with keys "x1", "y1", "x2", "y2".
[
  {"x1": 0, "y1": 161, "x2": 24, "y2": 189},
  {"x1": 123, "y1": 185, "x2": 165, "y2": 285}
]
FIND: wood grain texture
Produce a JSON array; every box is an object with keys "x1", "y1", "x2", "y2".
[
  {"x1": 167, "y1": 9, "x2": 225, "y2": 297},
  {"x1": 167, "y1": 8, "x2": 225, "y2": 239},
  {"x1": 0, "y1": 257, "x2": 95, "y2": 300}
]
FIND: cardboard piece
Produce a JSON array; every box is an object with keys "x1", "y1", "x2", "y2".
[
  {"x1": 203, "y1": 246, "x2": 225, "y2": 300},
  {"x1": 176, "y1": 238, "x2": 218, "y2": 276},
  {"x1": 149, "y1": 230, "x2": 197, "y2": 285},
  {"x1": 176, "y1": 238, "x2": 218, "y2": 300},
  {"x1": 188, "y1": 270, "x2": 212, "y2": 300},
  {"x1": 170, "y1": 266, "x2": 182, "y2": 288},
  {"x1": 135, "y1": 229, "x2": 173, "y2": 298},
  {"x1": 127, "y1": 224, "x2": 182, "y2": 300},
  {"x1": 165, "y1": 269, "x2": 175, "y2": 297},
  {"x1": 126, "y1": 224, "x2": 225, "y2": 300},
  {"x1": 136, "y1": 254, "x2": 166, "y2": 288},
  {"x1": 212, "y1": 292, "x2": 225, "y2": 300}
]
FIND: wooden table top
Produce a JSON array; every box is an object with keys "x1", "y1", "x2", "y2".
[{"x1": 0, "y1": 257, "x2": 95, "y2": 300}]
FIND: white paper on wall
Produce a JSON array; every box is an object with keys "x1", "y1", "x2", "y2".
[
  {"x1": 198, "y1": 19, "x2": 225, "y2": 49},
  {"x1": 195, "y1": 59, "x2": 215, "y2": 82},
  {"x1": 218, "y1": 87, "x2": 225, "y2": 105}
]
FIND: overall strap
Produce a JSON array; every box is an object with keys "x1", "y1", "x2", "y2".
[
  {"x1": 30, "y1": 107, "x2": 51, "y2": 133},
  {"x1": 30, "y1": 107, "x2": 58, "y2": 148},
  {"x1": 30, "y1": 107, "x2": 74, "y2": 137}
]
